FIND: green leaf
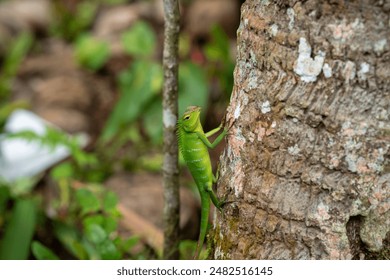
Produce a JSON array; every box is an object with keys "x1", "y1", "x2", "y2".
[
  {"x1": 139, "y1": 153, "x2": 163, "y2": 172},
  {"x1": 143, "y1": 100, "x2": 163, "y2": 144},
  {"x1": 51, "y1": 162, "x2": 75, "y2": 180},
  {"x1": 103, "y1": 191, "x2": 118, "y2": 212},
  {"x1": 75, "y1": 188, "x2": 100, "y2": 215},
  {"x1": 85, "y1": 224, "x2": 107, "y2": 244},
  {"x1": 0, "y1": 185, "x2": 10, "y2": 216},
  {"x1": 83, "y1": 215, "x2": 104, "y2": 229},
  {"x1": 178, "y1": 61, "x2": 209, "y2": 116},
  {"x1": 9, "y1": 177, "x2": 40, "y2": 197},
  {"x1": 179, "y1": 240, "x2": 197, "y2": 260},
  {"x1": 121, "y1": 21, "x2": 156, "y2": 57},
  {"x1": 54, "y1": 222, "x2": 88, "y2": 259},
  {"x1": 97, "y1": 239, "x2": 121, "y2": 260},
  {"x1": 51, "y1": 1, "x2": 97, "y2": 40},
  {"x1": 31, "y1": 241, "x2": 59, "y2": 260},
  {"x1": 101, "y1": 61, "x2": 162, "y2": 141},
  {"x1": 75, "y1": 34, "x2": 110, "y2": 71},
  {"x1": 80, "y1": 237, "x2": 100, "y2": 260},
  {"x1": 0, "y1": 100, "x2": 29, "y2": 129},
  {"x1": 119, "y1": 236, "x2": 140, "y2": 252},
  {"x1": 0, "y1": 32, "x2": 33, "y2": 98},
  {"x1": 0, "y1": 198, "x2": 37, "y2": 259},
  {"x1": 72, "y1": 150, "x2": 98, "y2": 167},
  {"x1": 203, "y1": 25, "x2": 234, "y2": 96},
  {"x1": 204, "y1": 25, "x2": 230, "y2": 62},
  {"x1": 102, "y1": 216, "x2": 118, "y2": 234}
]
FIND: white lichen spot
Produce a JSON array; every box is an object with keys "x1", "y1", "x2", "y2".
[
  {"x1": 261, "y1": 0, "x2": 270, "y2": 6},
  {"x1": 374, "y1": 39, "x2": 387, "y2": 55},
  {"x1": 163, "y1": 108, "x2": 177, "y2": 128},
  {"x1": 360, "y1": 62, "x2": 370, "y2": 73},
  {"x1": 261, "y1": 100, "x2": 271, "y2": 114},
  {"x1": 342, "y1": 61, "x2": 356, "y2": 83},
  {"x1": 317, "y1": 201, "x2": 331, "y2": 221},
  {"x1": 270, "y1": 24, "x2": 278, "y2": 37},
  {"x1": 345, "y1": 139, "x2": 362, "y2": 151},
  {"x1": 328, "y1": 19, "x2": 364, "y2": 42},
  {"x1": 242, "y1": 93, "x2": 249, "y2": 106},
  {"x1": 288, "y1": 144, "x2": 300, "y2": 156},
  {"x1": 322, "y1": 63, "x2": 332, "y2": 78},
  {"x1": 271, "y1": 121, "x2": 277, "y2": 128},
  {"x1": 248, "y1": 75, "x2": 258, "y2": 90},
  {"x1": 357, "y1": 122, "x2": 368, "y2": 136},
  {"x1": 234, "y1": 104, "x2": 241, "y2": 120},
  {"x1": 234, "y1": 177, "x2": 243, "y2": 197},
  {"x1": 356, "y1": 157, "x2": 369, "y2": 173},
  {"x1": 232, "y1": 161, "x2": 244, "y2": 198},
  {"x1": 345, "y1": 153, "x2": 358, "y2": 172},
  {"x1": 244, "y1": 18, "x2": 249, "y2": 27},
  {"x1": 214, "y1": 246, "x2": 223, "y2": 259},
  {"x1": 249, "y1": 50, "x2": 257, "y2": 67},
  {"x1": 329, "y1": 155, "x2": 340, "y2": 169},
  {"x1": 228, "y1": 126, "x2": 245, "y2": 158},
  {"x1": 367, "y1": 148, "x2": 385, "y2": 172},
  {"x1": 358, "y1": 62, "x2": 370, "y2": 80},
  {"x1": 294, "y1": 38, "x2": 325, "y2": 82},
  {"x1": 248, "y1": 131, "x2": 255, "y2": 143},
  {"x1": 287, "y1": 8, "x2": 295, "y2": 30},
  {"x1": 227, "y1": 146, "x2": 232, "y2": 159},
  {"x1": 342, "y1": 120, "x2": 351, "y2": 130},
  {"x1": 256, "y1": 126, "x2": 266, "y2": 142},
  {"x1": 351, "y1": 18, "x2": 364, "y2": 29}
]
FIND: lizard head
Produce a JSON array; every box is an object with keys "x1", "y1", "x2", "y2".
[{"x1": 180, "y1": 106, "x2": 201, "y2": 132}]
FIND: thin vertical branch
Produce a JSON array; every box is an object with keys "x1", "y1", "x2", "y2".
[{"x1": 162, "y1": 0, "x2": 180, "y2": 259}]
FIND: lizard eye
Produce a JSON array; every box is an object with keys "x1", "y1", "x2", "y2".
[{"x1": 184, "y1": 115, "x2": 190, "y2": 120}]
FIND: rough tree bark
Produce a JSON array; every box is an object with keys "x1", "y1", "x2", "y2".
[{"x1": 214, "y1": 0, "x2": 389, "y2": 259}]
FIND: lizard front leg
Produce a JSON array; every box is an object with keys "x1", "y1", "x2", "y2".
[{"x1": 196, "y1": 128, "x2": 227, "y2": 149}]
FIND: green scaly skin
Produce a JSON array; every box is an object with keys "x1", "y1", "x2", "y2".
[{"x1": 177, "y1": 106, "x2": 227, "y2": 259}]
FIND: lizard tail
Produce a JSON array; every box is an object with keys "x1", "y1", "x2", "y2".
[{"x1": 193, "y1": 194, "x2": 210, "y2": 259}]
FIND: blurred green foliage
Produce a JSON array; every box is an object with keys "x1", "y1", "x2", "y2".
[
  {"x1": 0, "y1": 0, "x2": 235, "y2": 260},
  {"x1": 102, "y1": 60, "x2": 163, "y2": 141},
  {"x1": 74, "y1": 34, "x2": 110, "y2": 71},
  {"x1": 50, "y1": 0, "x2": 136, "y2": 41},
  {"x1": 102, "y1": 21, "x2": 210, "y2": 146},
  {"x1": 0, "y1": 32, "x2": 33, "y2": 99},
  {"x1": 31, "y1": 241, "x2": 60, "y2": 260},
  {"x1": 204, "y1": 25, "x2": 235, "y2": 97},
  {"x1": 0, "y1": 128, "x2": 142, "y2": 260},
  {"x1": 48, "y1": 182, "x2": 136, "y2": 260},
  {"x1": 51, "y1": 0, "x2": 97, "y2": 41},
  {"x1": 122, "y1": 21, "x2": 157, "y2": 57},
  {"x1": 0, "y1": 32, "x2": 33, "y2": 129},
  {"x1": 0, "y1": 198, "x2": 37, "y2": 259},
  {"x1": 102, "y1": 21, "x2": 163, "y2": 143}
]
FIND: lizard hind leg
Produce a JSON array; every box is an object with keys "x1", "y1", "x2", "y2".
[
  {"x1": 205, "y1": 181, "x2": 224, "y2": 211},
  {"x1": 212, "y1": 163, "x2": 220, "y2": 183}
]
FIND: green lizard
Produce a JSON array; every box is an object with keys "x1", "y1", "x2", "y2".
[{"x1": 177, "y1": 105, "x2": 227, "y2": 259}]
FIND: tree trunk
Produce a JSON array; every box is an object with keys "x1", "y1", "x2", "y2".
[{"x1": 214, "y1": 0, "x2": 389, "y2": 259}]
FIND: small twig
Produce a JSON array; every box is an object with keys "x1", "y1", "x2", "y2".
[{"x1": 162, "y1": 0, "x2": 180, "y2": 259}]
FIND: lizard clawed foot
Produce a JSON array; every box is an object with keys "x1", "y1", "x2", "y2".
[{"x1": 217, "y1": 194, "x2": 233, "y2": 210}]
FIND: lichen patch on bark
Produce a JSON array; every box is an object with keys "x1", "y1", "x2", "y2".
[{"x1": 294, "y1": 37, "x2": 325, "y2": 82}]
